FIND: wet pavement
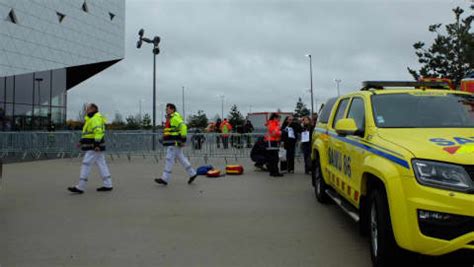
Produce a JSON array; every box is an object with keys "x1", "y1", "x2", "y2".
[{"x1": 1, "y1": 157, "x2": 372, "y2": 266}]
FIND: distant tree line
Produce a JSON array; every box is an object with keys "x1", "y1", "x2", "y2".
[
  {"x1": 66, "y1": 100, "x2": 314, "y2": 131},
  {"x1": 66, "y1": 113, "x2": 155, "y2": 130}
]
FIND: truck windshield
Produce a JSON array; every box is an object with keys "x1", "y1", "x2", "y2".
[{"x1": 371, "y1": 93, "x2": 474, "y2": 128}]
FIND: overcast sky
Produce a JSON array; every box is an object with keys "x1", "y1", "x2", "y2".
[{"x1": 67, "y1": 0, "x2": 473, "y2": 122}]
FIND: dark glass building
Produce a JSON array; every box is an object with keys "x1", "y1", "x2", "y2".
[{"x1": 0, "y1": 0, "x2": 125, "y2": 131}]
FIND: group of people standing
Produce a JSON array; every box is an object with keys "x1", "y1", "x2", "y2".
[
  {"x1": 206, "y1": 118, "x2": 254, "y2": 149},
  {"x1": 261, "y1": 113, "x2": 315, "y2": 177},
  {"x1": 213, "y1": 118, "x2": 233, "y2": 149}
]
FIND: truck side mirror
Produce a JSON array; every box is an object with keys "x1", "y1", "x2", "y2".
[{"x1": 335, "y1": 118, "x2": 358, "y2": 137}]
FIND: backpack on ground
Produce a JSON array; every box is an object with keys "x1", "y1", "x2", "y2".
[
  {"x1": 197, "y1": 165, "x2": 213, "y2": 175},
  {"x1": 226, "y1": 164, "x2": 244, "y2": 175},
  {"x1": 206, "y1": 169, "x2": 222, "y2": 178}
]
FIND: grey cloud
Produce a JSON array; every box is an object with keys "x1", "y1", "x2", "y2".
[{"x1": 67, "y1": 0, "x2": 472, "y2": 121}]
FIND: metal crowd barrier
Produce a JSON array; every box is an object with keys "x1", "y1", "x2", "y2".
[
  {"x1": 0, "y1": 132, "x2": 281, "y2": 161},
  {"x1": 0, "y1": 131, "x2": 305, "y2": 162}
]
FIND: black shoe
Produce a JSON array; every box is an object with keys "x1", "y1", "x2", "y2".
[
  {"x1": 96, "y1": 187, "x2": 113, "y2": 192},
  {"x1": 154, "y1": 178, "x2": 168, "y2": 185},
  {"x1": 68, "y1": 186, "x2": 84, "y2": 194},
  {"x1": 188, "y1": 174, "x2": 198, "y2": 185}
]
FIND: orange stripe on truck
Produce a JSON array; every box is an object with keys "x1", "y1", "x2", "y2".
[{"x1": 354, "y1": 191, "x2": 359, "y2": 202}]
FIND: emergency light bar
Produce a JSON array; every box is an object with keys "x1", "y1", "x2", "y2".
[{"x1": 361, "y1": 81, "x2": 450, "y2": 91}]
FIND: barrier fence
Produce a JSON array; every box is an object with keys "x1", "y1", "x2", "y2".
[{"x1": 0, "y1": 132, "x2": 280, "y2": 161}]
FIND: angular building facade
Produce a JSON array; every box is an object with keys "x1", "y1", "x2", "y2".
[{"x1": 0, "y1": 0, "x2": 125, "y2": 130}]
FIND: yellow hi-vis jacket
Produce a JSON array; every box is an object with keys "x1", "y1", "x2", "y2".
[
  {"x1": 80, "y1": 112, "x2": 106, "y2": 151},
  {"x1": 163, "y1": 112, "x2": 187, "y2": 146}
]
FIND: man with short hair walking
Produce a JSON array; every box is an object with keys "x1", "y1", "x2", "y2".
[
  {"x1": 68, "y1": 103, "x2": 112, "y2": 194},
  {"x1": 155, "y1": 103, "x2": 197, "y2": 185}
]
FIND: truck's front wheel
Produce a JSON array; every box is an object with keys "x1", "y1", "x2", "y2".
[
  {"x1": 369, "y1": 188, "x2": 404, "y2": 267},
  {"x1": 312, "y1": 158, "x2": 330, "y2": 204}
]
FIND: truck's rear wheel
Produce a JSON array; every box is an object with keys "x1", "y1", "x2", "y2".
[
  {"x1": 313, "y1": 159, "x2": 330, "y2": 204},
  {"x1": 369, "y1": 188, "x2": 405, "y2": 267}
]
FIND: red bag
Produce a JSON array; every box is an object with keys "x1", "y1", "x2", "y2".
[
  {"x1": 206, "y1": 169, "x2": 222, "y2": 177},
  {"x1": 226, "y1": 165, "x2": 244, "y2": 175}
]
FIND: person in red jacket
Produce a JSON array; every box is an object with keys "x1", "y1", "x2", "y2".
[
  {"x1": 220, "y1": 118, "x2": 232, "y2": 149},
  {"x1": 265, "y1": 113, "x2": 283, "y2": 177}
]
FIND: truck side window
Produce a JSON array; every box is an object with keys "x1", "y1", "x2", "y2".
[
  {"x1": 318, "y1": 98, "x2": 337, "y2": 123},
  {"x1": 332, "y1": 98, "x2": 349, "y2": 128},
  {"x1": 347, "y1": 98, "x2": 365, "y2": 132}
]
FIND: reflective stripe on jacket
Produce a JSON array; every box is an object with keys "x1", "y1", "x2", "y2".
[
  {"x1": 80, "y1": 112, "x2": 106, "y2": 151},
  {"x1": 220, "y1": 121, "x2": 232, "y2": 137},
  {"x1": 163, "y1": 112, "x2": 188, "y2": 146}
]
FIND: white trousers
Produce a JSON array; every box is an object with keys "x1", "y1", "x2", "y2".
[
  {"x1": 162, "y1": 146, "x2": 196, "y2": 182},
  {"x1": 77, "y1": 150, "x2": 112, "y2": 190}
]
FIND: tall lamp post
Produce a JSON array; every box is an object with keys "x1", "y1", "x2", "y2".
[
  {"x1": 182, "y1": 86, "x2": 185, "y2": 122},
  {"x1": 35, "y1": 78, "x2": 43, "y2": 106},
  {"x1": 160, "y1": 103, "x2": 165, "y2": 126},
  {"x1": 219, "y1": 94, "x2": 225, "y2": 119},
  {"x1": 138, "y1": 98, "x2": 146, "y2": 120},
  {"x1": 335, "y1": 79, "x2": 341, "y2": 97},
  {"x1": 137, "y1": 29, "x2": 160, "y2": 150},
  {"x1": 34, "y1": 78, "x2": 43, "y2": 130},
  {"x1": 305, "y1": 54, "x2": 314, "y2": 116}
]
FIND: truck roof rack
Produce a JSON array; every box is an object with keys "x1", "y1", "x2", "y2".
[{"x1": 361, "y1": 81, "x2": 450, "y2": 91}]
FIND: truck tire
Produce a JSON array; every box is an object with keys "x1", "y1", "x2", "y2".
[
  {"x1": 313, "y1": 158, "x2": 330, "y2": 204},
  {"x1": 368, "y1": 188, "x2": 405, "y2": 267}
]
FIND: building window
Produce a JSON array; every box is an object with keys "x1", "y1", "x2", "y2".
[
  {"x1": 109, "y1": 12, "x2": 115, "y2": 21},
  {"x1": 5, "y1": 76, "x2": 14, "y2": 103},
  {"x1": 82, "y1": 1, "x2": 89, "y2": 13},
  {"x1": 7, "y1": 9, "x2": 18, "y2": 24},
  {"x1": 0, "y1": 77, "x2": 5, "y2": 103},
  {"x1": 14, "y1": 73, "x2": 34, "y2": 105},
  {"x1": 56, "y1": 12, "x2": 66, "y2": 23}
]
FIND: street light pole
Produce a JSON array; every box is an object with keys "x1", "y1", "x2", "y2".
[
  {"x1": 161, "y1": 103, "x2": 164, "y2": 126},
  {"x1": 153, "y1": 50, "x2": 156, "y2": 137},
  {"x1": 137, "y1": 29, "x2": 160, "y2": 150},
  {"x1": 182, "y1": 86, "x2": 185, "y2": 122},
  {"x1": 335, "y1": 79, "x2": 341, "y2": 97},
  {"x1": 138, "y1": 99, "x2": 144, "y2": 120},
  {"x1": 306, "y1": 54, "x2": 314, "y2": 116},
  {"x1": 34, "y1": 78, "x2": 43, "y2": 130},
  {"x1": 220, "y1": 94, "x2": 225, "y2": 119},
  {"x1": 35, "y1": 78, "x2": 43, "y2": 106},
  {"x1": 139, "y1": 99, "x2": 142, "y2": 119}
]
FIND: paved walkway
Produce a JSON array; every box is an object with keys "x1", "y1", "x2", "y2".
[{"x1": 0, "y1": 157, "x2": 371, "y2": 266}]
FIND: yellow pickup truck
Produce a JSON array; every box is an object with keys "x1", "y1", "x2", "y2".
[{"x1": 311, "y1": 81, "x2": 474, "y2": 266}]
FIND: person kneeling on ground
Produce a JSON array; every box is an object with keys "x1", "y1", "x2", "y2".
[{"x1": 251, "y1": 136, "x2": 268, "y2": 171}]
